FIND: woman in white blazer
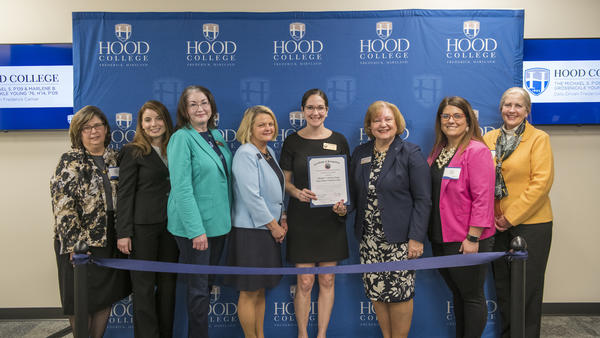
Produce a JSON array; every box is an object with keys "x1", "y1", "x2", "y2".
[{"x1": 224, "y1": 105, "x2": 287, "y2": 338}]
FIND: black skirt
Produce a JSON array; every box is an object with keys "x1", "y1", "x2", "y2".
[
  {"x1": 223, "y1": 227, "x2": 282, "y2": 291},
  {"x1": 54, "y1": 213, "x2": 131, "y2": 315}
]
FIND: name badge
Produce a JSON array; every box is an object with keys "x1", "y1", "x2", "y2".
[
  {"x1": 442, "y1": 167, "x2": 461, "y2": 180},
  {"x1": 360, "y1": 156, "x2": 371, "y2": 164},
  {"x1": 323, "y1": 142, "x2": 337, "y2": 151},
  {"x1": 108, "y1": 166, "x2": 119, "y2": 180}
]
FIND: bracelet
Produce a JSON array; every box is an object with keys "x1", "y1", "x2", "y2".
[{"x1": 466, "y1": 234, "x2": 480, "y2": 243}]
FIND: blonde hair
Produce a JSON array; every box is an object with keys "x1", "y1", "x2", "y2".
[
  {"x1": 499, "y1": 87, "x2": 532, "y2": 114},
  {"x1": 69, "y1": 105, "x2": 110, "y2": 150},
  {"x1": 236, "y1": 105, "x2": 279, "y2": 144},
  {"x1": 364, "y1": 101, "x2": 406, "y2": 139}
]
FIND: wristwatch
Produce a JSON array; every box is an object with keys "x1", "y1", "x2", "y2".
[{"x1": 466, "y1": 234, "x2": 480, "y2": 243}]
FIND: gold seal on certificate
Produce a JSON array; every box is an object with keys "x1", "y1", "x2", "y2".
[{"x1": 307, "y1": 155, "x2": 350, "y2": 208}]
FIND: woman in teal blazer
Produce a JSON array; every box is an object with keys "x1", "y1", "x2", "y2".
[{"x1": 167, "y1": 85, "x2": 232, "y2": 338}]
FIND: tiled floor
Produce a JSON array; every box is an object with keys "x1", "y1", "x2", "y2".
[
  {"x1": 0, "y1": 319, "x2": 71, "y2": 338},
  {"x1": 0, "y1": 316, "x2": 599, "y2": 337},
  {"x1": 540, "y1": 316, "x2": 600, "y2": 337}
]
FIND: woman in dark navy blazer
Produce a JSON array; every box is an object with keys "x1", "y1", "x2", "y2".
[
  {"x1": 349, "y1": 101, "x2": 431, "y2": 338},
  {"x1": 116, "y1": 100, "x2": 178, "y2": 338}
]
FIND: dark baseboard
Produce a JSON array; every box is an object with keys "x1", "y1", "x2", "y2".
[
  {"x1": 542, "y1": 303, "x2": 600, "y2": 316},
  {"x1": 1, "y1": 303, "x2": 598, "y2": 319},
  {"x1": 0, "y1": 307, "x2": 66, "y2": 320}
]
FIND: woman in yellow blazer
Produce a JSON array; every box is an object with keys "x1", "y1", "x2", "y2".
[{"x1": 483, "y1": 87, "x2": 554, "y2": 338}]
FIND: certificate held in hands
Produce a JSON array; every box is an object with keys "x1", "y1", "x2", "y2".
[{"x1": 307, "y1": 155, "x2": 350, "y2": 208}]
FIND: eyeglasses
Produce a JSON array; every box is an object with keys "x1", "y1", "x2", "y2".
[
  {"x1": 304, "y1": 105, "x2": 327, "y2": 113},
  {"x1": 188, "y1": 102, "x2": 211, "y2": 111},
  {"x1": 440, "y1": 113, "x2": 466, "y2": 121},
  {"x1": 82, "y1": 123, "x2": 105, "y2": 133}
]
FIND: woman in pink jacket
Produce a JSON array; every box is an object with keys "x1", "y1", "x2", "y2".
[{"x1": 427, "y1": 96, "x2": 495, "y2": 338}]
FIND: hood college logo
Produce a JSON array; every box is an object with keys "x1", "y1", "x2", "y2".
[
  {"x1": 289, "y1": 111, "x2": 306, "y2": 130},
  {"x1": 115, "y1": 112, "x2": 133, "y2": 130},
  {"x1": 359, "y1": 21, "x2": 409, "y2": 64},
  {"x1": 111, "y1": 113, "x2": 136, "y2": 148},
  {"x1": 203, "y1": 23, "x2": 219, "y2": 42},
  {"x1": 524, "y1": 68, "x2": 550, "y2": 96},
  {"x1": 446, "y1": 20, "x2": 496, "y2": 63},
  {"x1": 289, "y1": 22, "x2": 306, "y2": 41},
  {"x1": 240, "y1": 78, "x2": 270, "y2": 107},
  {"x1": 413, "y1": 74, "x2": 443, "y2": 107},
  {"x1": 186, "y1": 23, "x2": 237, "y2": 66},
  {"x1": 99, "y1": 23, "x2": 150, "y2": 66},
  {"x1": 376, "y1": 21, "x2": 393, "y2": 40},
  {"x1": 463, "y1": 20, "x2": 480, "y2": 39},
  {"x1": 273, "y1": 22, "x2": 323, "y2": 66},
  {"x1": 114, "y1": 23, "x2": 132, "y2": 42},
  {"x1": 327, "y1": 76, "x2": 357, "y2": 109}
]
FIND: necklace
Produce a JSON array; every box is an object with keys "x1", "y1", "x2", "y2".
[
  {"x1": 373, "y1": 145, "x2": 387, "y2": 162},
  {"x1": 435, "y1": 146, "x2": 456, "y2": 169},
  {"x1": 261, "y1": 150, "x2": 272, "y2": 161}
]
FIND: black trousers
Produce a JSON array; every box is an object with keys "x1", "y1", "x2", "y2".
[
  {"x1": 175, "y1": 234, "x2": 227, "y2": 338},
  {"x1": 130, "y1": 222, "x2": 179, "y2": 338},
  {"x1": 492, "y1": 221, "x2": 552, "y2": 338},
  {"x1": 432, "y1": 237, "x2": 494, "y2": 338}
]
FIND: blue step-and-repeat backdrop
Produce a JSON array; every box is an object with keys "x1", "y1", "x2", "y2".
[{"x1": 73, "y1": 10, "x2": 523, "y2": 338}]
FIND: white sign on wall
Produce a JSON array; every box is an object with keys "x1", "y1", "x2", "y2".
[
  {"x1": 523, "y1": 60, "x2": 600, "y2": 103},
  {"x1": 0, "y1": 65, "x2": 74, "y2": 108}
]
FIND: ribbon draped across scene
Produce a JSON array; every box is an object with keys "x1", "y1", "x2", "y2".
[{"x1": 74, "y1": 251, "x2": 525, "y2": 275}]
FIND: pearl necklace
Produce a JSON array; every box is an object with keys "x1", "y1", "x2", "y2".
[{"x1": 435, "y1": 146, "x2": 456, "y2": 169}]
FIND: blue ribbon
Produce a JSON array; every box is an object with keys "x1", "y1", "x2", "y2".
[
  {"x1": 72, "y1": 251, "x2": 526, "y2": 275},
  {"x1": 72, "y1": 253, "x2": 90, "y2": 265}
]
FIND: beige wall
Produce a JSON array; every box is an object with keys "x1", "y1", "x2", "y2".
[{"x1": 1, "y1": 0, "x2": 599, "y2": 307}]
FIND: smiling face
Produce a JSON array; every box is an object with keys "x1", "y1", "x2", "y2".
[
  {"x1": 187, "y1": 90, "x2": 212, "y2": 131},
  {"x1": 440, "y1": 105, "x2": 468, "y2": 145},
  {"x1": 370, "y1": 106, "x2": 397, "y2": 143},
  {"x1": 302, "y1": 94, "x2": 328, "y2": 128},
  {"x1": 81, "y1": 115, "x2": 107, "y2": 153},
  {"x1": 250, "y1": 113, "x2": 275, "y2": 146},
  {"x1": 501, "y1": 92, "x2": 528, "y2": 129},
  {"x1": 141, "y1": 108, "x2": 166, "y2": 143}
]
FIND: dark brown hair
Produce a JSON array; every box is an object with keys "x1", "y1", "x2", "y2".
[
  {"x1": 125, "y1": 100, "x2": 174, "y2": 158},
  {"x1": 430, "y1": 96, "x2": 483, "y2": 156},
  {"x1": 175, "y1": 85, "x2": 218, "y2": 130},
  {"x1": 69, "y1": 105, "x2": 111, "y2": 150},
  {"x1": 301, "y1": 88, "x2": 328, "y2": 109}
]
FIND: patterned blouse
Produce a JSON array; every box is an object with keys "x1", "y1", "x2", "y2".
[{"x1": 50, "y1": 147, "x2": 118, "y2": 254}]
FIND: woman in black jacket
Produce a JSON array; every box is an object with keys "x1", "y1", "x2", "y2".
[{"x1": 116, "y1": 100, "x2": 178, "y2": 338}]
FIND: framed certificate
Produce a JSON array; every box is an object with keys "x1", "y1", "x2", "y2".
[{"x1": 307, "y1": 155, "x2": 350, "y2": 208}]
